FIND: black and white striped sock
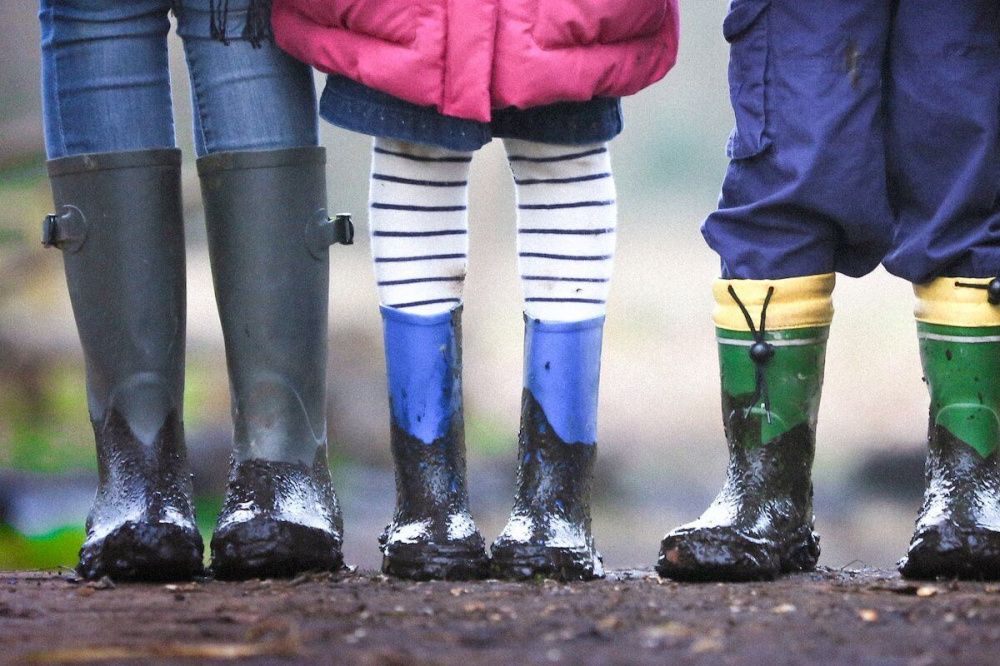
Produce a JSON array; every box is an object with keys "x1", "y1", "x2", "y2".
[
  {"x1": 505, "y1": 139, "x2": 617, "y2": 322},
  {"x1": 368, "y1": 138, "x2": 472, "y2": 316}
]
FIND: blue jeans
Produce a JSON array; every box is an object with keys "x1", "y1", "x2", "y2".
[
  {"x1": 40, "y1": 0, "x2": 317, "y2": 159},
  {"x1": 702, "y1": 0, "x2": 1000, "y2": 282}
]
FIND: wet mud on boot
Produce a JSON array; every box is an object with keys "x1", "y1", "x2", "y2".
[
  {"x1": 211, "y1": 451, "x2": 344, "y2": 580},
  {"x1": 45, "y1": 149, "x2": 204, "y2": 581},
  {"x1": 379, "y1": 306, "x2": 489, "y2": 581},
  {"x1": 199, "y1": 148, "x2": 349, "y2": 580},
  {"x1": 490, "y1": 391, "x2": 604, "y2": 581},
  {"x1": 380, "y1": 422, "x2": 490, "y2": 580},
  {"x1": 656, "y1": 415, "x2": 820, "y2": 582},
  {"x1": 901, "y1": 289, "x2": 1000, "y2": 580},
  {"x1": 657, "y1": 277, "x2": 833, "y2": 582},
  {"x1": 78, "y1": 410, "x2": 204, "y2": 581},
  {"x1": 899, "y1": 425, "x2": 1000, "y2": 579}
]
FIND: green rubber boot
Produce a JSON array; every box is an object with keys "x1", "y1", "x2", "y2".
[
  {"x1": 900, "y1": 277, "x2": 1000, "y2": 580},
  {"x1": 44, "y1": 149, "x2": 203, "y2": 581},
  {"x1": 198, "y1": 147, "x2": 353, "y2": 580},
  {"x1": 657, "y1": 274, "x2": 833, "y2": 581}
]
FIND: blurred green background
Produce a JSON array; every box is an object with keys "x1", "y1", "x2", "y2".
[{"x1": 1, "y1": 3, "x2": 930, "y2": 573}]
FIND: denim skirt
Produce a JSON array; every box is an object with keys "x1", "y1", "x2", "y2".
[{"x1": 320, "y1": 75, "x2": 623, "y2": 151}]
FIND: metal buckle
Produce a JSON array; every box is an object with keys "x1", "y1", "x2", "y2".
[
  {"x1": 40, "y1": 206, "x2": 87, "y2": 253},
  {"x1": 306, "y1": 211, "x2": 354, "y2": 259}
]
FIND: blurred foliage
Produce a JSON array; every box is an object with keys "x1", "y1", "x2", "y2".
[{"x1": 0, "y1": 524, "x2": 83, "y2": 571}]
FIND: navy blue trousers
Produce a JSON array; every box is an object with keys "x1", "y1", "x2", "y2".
[{"x1": 702, "y1": 0, "x2": 1000, "y2": 283}]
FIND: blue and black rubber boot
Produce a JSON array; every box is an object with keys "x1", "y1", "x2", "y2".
[
  {"x1": 490, "y1": 316, "x2": 606, "y2": 581},
  {"x1": 379, "y1": 306, "x2": 490, "y2": 580}
]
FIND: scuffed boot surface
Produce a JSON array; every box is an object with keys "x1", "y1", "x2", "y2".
[
  {"x1": 491, "y1": 391, "x2": 604, "y2": 582},
  {"x1": 657, "y1": 419, "x2": 819, "y2": 582},
  {"x1": 211, "y1": 453, "x2": 344, "y2": 580},
  {"x1": 381, "y1": 423, "x2": 489, "y2": 581},
  {"x1": 900, "y1": 425, "x2": 1000, "y2": 580},
  {"x1": 78, "y1": 410, "x2": 203, "y2": 582}
]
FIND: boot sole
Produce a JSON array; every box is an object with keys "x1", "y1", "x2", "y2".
[
  {"x1": 78, "y1": 521, "x2": 204, "y2": 582},
  {"x1": 900, "y1": 527, "x2": 1000, "y2": 580},
  {"x1": 656, "y1": 525, "x2": 819, "y2": 582},
  {"x1": 211, "y1": 518, "x2": 344, "y2": 580},
  {"x1": 491, "y1": 544, "x2": 604, "y2": 581},
  {"x1": 382, "y1": 542, "x2": 490, "y2": 581}
]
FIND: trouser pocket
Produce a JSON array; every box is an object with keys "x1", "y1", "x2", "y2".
[{"x1": 723, "y1": 0, "x2": 771, "y2": 159}]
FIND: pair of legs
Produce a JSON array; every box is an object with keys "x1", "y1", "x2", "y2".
[
  {"x1": 658, "y1": 0, "x2": 1000, "y2": 580},
  {"x1": 41, "y1": 0, "x2": 345, "y2": 580},
  {"x1": 368, "y1": 137, "x2": 616, "y2": 580}
]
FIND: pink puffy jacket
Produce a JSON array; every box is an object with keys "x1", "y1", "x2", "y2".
[{"x1": 272, "y1": 0, "x2": 679, "y2": 123}]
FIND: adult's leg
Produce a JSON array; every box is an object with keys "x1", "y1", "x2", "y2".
[
  {"x1": 884, "y1": 0, "x2": 1000, "y2": 580},
  {"x1": 39, "y1": 0, "x2": 201, "y2": 580},
  {"x1": 176, "y1": 0, "x2": 344, "y2": 579}
]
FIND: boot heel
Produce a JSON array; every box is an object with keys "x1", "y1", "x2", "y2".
[{"x1": 779, "y1": 526, "x2": 821, "y2": 573}]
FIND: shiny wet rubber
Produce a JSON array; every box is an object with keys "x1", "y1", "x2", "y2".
[
  {"x1": 45, "y1": 149, "x2": 204, "y2": 581},
  {"x1": 198, "y1": 148, "x2": 344, "y2": 579},
  {"x1": 491, "y1": 390, "x2": 604, "y2": 581},
  {"x1": 656, "y1": 418, "x2": 819, "y2": 581},
  {"x1": 657, "y1": 326, "x2": 825, "y2": 582},
  {"x1": 900, "y1": 424, "x2": 1000, "y2": 579},
  {"x1": 381, "y1": 422, "x2": 490, "y2": 580},
  {"x1": 492, "y1": 316, "x2": 605, "y2": 581},
  {"x1": 211, "y1": 452, "x2": 344, "y2": 580},
  {"x1": 379, "y1": 307, "x2": 489, "y2": 581},
  {"x1": 900, "y1": 319, "x2": 1000, "y2": 579}
]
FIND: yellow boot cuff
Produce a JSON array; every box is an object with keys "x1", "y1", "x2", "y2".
[
  {"x1": 713, "y1": 274, "x2": 835, "y2": 332},
  {"x1": 914, "y1": 277, "x2": 1000, "y2": 327}
]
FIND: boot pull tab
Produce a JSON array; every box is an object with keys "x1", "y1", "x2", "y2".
[
  {"x1": 955, "y1": 278, "x2": 1000, "y2": 306},
  {"x1": 41, "y1": 205, "x2": 87, "y2": 253},
  {"x1": 728, "y1": 284, "x2": 775, "y2": 423},
  {"x1": 305, "y1": 211, "x2": 354, "y2": 259}
]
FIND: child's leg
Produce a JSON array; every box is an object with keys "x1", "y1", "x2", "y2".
[
  {"x1": 659, "y1": 0, "x2": 892, "y2": 581},
  {"x1": 369, "y1": 138, "x2": 489, "y2": 581},
  {"x1": 884, "y1": 0, "x2": 1000, "y2": 580},
  {"x1": 507, "y1": 140, "x2": 616, "y2": 322},
  {"x1": 369, "y1": 138, "x2": 471, "y2": 314},
  {"x1": 490, "y1": 139, "x2": 616, "y2": 581}
]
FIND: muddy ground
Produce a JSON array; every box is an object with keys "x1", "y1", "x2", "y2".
[{"x1": 2, "y1": 568, "x2": 1000, "y2": 665}]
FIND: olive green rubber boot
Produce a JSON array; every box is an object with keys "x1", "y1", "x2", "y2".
[
  {"x1": 44, "y1": 149, "x2": 203, "y2": 581},
  {"x1": 900, "y1": 277, "x2": 1000, "y2": 580},
  {"x1": 657, "y1": 274, "x2": 834, "y2": 581},
  {"x1": 198, "y1": 147, "x2": 353, "y2": 580}
]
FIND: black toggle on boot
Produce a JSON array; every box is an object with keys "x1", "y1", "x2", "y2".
[{"x1": 45, "y1": 149, "x2": 203, "y2": 581}]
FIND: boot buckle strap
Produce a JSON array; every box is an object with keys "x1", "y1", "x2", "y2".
[
  {"x1": 305, "y1": 211, "x2": 354, "y2": 258},
  {"x1": 41, "y1": 206, "x2": 87, "y2": 253}
]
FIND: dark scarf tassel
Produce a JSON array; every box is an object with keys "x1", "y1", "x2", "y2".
[
  {"x1": 242, "y1": 0, "x2": 274, "y2": 49},
  {"x1": 198, "y1": 0, "x2": 272, "y2": 48}
]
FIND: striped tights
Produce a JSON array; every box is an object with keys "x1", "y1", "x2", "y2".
[{"x1": 368, "y1": 137, "x2": 616, "y2": 321}]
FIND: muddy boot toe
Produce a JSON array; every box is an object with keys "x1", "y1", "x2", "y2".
[{"x1": 210, "y1": 456, "x2": 344, "y2": 580}]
